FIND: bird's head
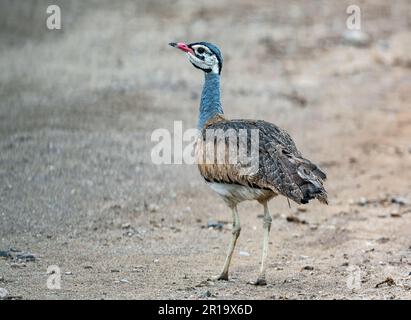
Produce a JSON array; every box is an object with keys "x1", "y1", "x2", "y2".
[{"x1": 169, "y1": 42, "x2": 223, "y2": 75}]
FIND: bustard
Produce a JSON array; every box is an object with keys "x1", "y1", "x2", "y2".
[{"x1": 169, "y1": 42, "x2": 328, "y2": 285}]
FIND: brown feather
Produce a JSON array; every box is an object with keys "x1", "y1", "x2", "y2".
[{"x1": 196, "y1": 115, "x2": 328, "y2": 205}]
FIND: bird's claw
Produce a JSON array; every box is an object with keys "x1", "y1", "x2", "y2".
[{"x1": 210, "y1": 273, "x2": 229, "y2": 281}]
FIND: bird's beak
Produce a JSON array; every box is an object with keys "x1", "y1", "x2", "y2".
[{"x1": 169, "y1": 42, "x2": 194, "y2": 54}]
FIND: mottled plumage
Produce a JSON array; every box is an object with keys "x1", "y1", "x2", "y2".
[
  {"x1": 196, "y1": 115, "x2": 328, "y2": 207},
  {"x1": 170, "y1": 41, "x2": 328, "y2": 285}
]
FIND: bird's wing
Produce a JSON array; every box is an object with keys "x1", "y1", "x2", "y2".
[{"x1": 196, "y1": 116, "x2": 328, "y2": 204}]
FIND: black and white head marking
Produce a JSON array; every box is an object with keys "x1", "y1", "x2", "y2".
[{"x1": 187, "y1": 42, "x2": 223, "y2": 74}]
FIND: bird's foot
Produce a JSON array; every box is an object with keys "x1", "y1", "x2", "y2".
[
  {"x1": 249, "y1": 277, "x2": 267, "y2": 286},
  {"x1": 211, "y1": 273, "x2": 229, "y2": 281}
]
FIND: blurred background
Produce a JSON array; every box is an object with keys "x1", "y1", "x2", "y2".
[{"x1": 0, "y1": 0, "x2": 410, "y2": 299}]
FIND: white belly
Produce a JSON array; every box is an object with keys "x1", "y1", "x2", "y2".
[{"x1": 207, "y1": 182, "x2": 275, "y2": 204}]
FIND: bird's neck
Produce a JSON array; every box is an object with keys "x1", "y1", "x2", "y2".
[{"x1": 198, "y1": 72, "x2": 224, "y2": 129}]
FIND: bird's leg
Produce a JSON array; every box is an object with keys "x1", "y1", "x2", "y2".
[
  {"x1": 253, "y1": 201, "x2": 272, "y2": 285},
  {"x1": 217, "y1": 205, "x2": 241, "y2": 281}
]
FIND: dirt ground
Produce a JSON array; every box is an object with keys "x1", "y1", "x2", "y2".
[{"x1": 1, "y1": 0, "x2": 411, "y2": 300}]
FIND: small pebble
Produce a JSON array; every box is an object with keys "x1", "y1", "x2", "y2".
[
  {"x1": 391, "y1": 196, "x2": 408, "y2": 206},
  {"x1": 207, "y1": 221, "x2": 224, "y2": 230},
  {"x1": 376, "y1": 237, "x2": 390, "y2": 244},
  {"x1": 302, "y1": 266, "x2": 314, "y2": 271},
  {"x1": 120, "y1": 279, "x2": 130, "y2": 284},
  {"x1": 357, "y1": 197, "x2": 368, "y2": 206},
  {"x1": 16, "y1": 253, "x2": 36, "y2": 262},
  {"x1": 182, "y1": 206, "x2": 192, "y2": 213},
  {"x1": 0, "y1": 288, "x2": 9, "y2": 299},
  {"x1": 148, "y1": 204, "x2": 159, "y2": 213},
  {"x1": 10, "y1": 263, "x2": 26, "y2": 269},
  {"x1": 0, "y1": 251, "x2": 12, "y2": 259},
  {"x1": 201, "y1": 290, "x2": 212, "y2": 298},
  {"x1": 286, "y1": 216, "x2": 308, "y2": 224}
]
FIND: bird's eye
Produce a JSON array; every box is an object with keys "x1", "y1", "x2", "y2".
[{"x1": 197, "y1": 47, "x2": 205, "y2": 54}]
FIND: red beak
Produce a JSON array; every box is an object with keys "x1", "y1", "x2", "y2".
[{"x1": 169, "y1": 42, "x2": 194, "y2": 54}]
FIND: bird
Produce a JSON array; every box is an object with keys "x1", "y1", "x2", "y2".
[{"x1": 169, "y1": 41, "x2": 328, "y2": 285}]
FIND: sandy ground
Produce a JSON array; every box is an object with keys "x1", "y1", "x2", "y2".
[{"x1": 1, "y1": 0, "x2": 411, "y2": 300}]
